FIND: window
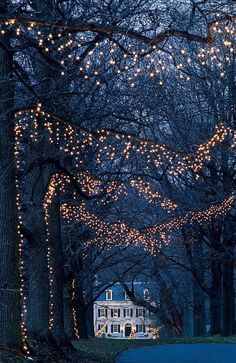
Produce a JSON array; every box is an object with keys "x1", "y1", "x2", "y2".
[
  {"x1": 124, "y1": 308, "x2": 133, "y2": 317},
  {"x1": 106, "y1": 289, "x2": 112, "y2": 300},
  {"x1": 136, "y1": 308, "x2": 145, "y2": 317},
  {"x1": 125, "y1": 291, "x2": 130, "y2": 300},
  {"x1": 111, "y1": 308, "x2": 120, "y2": 318},
  {"x1": 136, "y1": 324, "x2": 146, "y2": 333},
  {"x1": 143, "y1": 288, "x2": 150, "y2": 300},
  {"x1": 98, "y1": 308, "x2": 107, "y2": 318},
  {"x1": 111, "y1": 324, "x2": 120, "y2": 333}
]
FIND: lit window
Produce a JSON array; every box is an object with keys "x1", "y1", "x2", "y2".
[
  {"x1": 112, "y1": 308, "x2": 120, "y2": 317},
  {"x1": 112, "y1": 324, "x2": 120, "y2": 333},
  {"x1": 106, "y1": 289, "x2": 112, "y2": 300},
  {"x1": 143, "y1": 289, "x2": 150, "y2": 300}
]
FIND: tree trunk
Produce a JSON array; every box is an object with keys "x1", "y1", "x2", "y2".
[
  {"x1": 64, "y1": 278, "x2": 74, "y2": 339},
  {"x1": 24, "y1": 175, "x2": 50, "y2": 340},
  {"x1": 74, "y1": 275, "x2": 89, "y2": 339},
  {"x1": 210, "y1": 257, "x2": 222, "y2": 335},
  {"x1": 193, "y1": 283, "x2": 206, "y2": 336},
  {"x1": 48, "y1": 198, "x2": 71, "y2": 346},
  {"x1": 86, "y1": 302, "x2": 95, "y2": 337},
  {"x1": 222, "y1": 242, "x2": 235, "y2": 336},
  {"x1": 192, "y1": 241, "x2": 206, "y2": 336},
  {"x1": 26, "y1": 206, "x2": 49, "y2": 339},
  {"x1": 0, "y1": 11, "x2": 21, "y2": 346},
  {"x1": 48, "y1": 199, "x2": 72, "y2": 348}
]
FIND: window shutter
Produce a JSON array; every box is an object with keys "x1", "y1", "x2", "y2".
[
  {"x1": 111, "y1": 309, "x2": 113, "y2": 317},
  {"x1": 105, "y1": 309, "x2": 107, "y2": 317},
  {"x1": 124, "y1": 309, "x2": 126, "y2": 317},
  {"x1": 118, "y1": 309, "x2": 120, "y2": 317},
  {"x1": 118, "y1": 325, "x2": 120, "y2": 333},
  {"x1": 106, "y1": 326, "x2": 108, "y2": 333},
  {"x1": 136, "y1": 309, "x2": 138, "y2": 317},
  {"x1": 143, "y1": 325, "x2": 146, "y2": 333},
  {"x1": 130, "y1": 309, "x2": 133, "y2": 317},
  {"x1": 136, "y1": 325, "x2": 138, "y2": 333},
  {"x1": 111, "y1": 324, "x2": 113, "y2": 333},
  {"x1": 98, "y1": 308, "x2": 100, "y2": 318},
  {"x1": 143, "y1": 308, "x2": 146, "y2": 317}
]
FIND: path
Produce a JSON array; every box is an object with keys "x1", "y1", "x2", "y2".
[{"x1": 116, "y1": 343, "x2": 236, "y2": 363}]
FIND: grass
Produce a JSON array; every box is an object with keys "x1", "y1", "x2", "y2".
[
  {"x1": 74, "y1": 335, "x2": 236, "y2": 363},
  {"x1": 73, "y1": 338, "x2": 158, "y2": 363}
]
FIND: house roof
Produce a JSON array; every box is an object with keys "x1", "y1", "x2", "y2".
[{"x1": 96, "y1": 282, "x2": 157, "y2": 302}]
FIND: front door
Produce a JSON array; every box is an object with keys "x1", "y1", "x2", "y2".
[{"x1": 125, "y1": 324, "x2": 132, "y2": 337}]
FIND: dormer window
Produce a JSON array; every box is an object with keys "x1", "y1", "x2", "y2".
[
  {"x1": 106, "y1": 289, "x2": 112, "y2": 300},
  {"x1": 143, "y1": 289, "x2": 150, "y2": 300}
]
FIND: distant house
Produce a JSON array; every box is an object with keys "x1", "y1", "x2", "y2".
[{"x1": 94, "y1": 282, "x2": 160, "y2": 339}]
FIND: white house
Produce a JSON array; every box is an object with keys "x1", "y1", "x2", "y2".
[{"x1": 94, "y1": 282, "x2": 160, "y2": 339}]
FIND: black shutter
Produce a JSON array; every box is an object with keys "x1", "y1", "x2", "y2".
[
  {"x1": 136, "y1": 308, "x2": 138, "y2": 317},
  {"x1": 118, "y1": 309, "x2": 120, "y2": 317},
  {"x1": 136, "y1": 324, "x2": 138, "y2": 333},
  {"x1": 118, "y1": 325, "x2": 120, "y2": 333},
  {"x1": 105, "y1": 309, "x2": 107, "y2": 317},
  {"x1": 111, "y1": 309, "x2": 113, "y2": 317},
  {"x1": 124, "y1": 308, "x2": 126, "y2": 317},
  {"x1": 106, "y1": 326, "x2": 108, "y2": 333},
  {"x1": 111, "y1": 324, "x2": 113, "y2": 333},
  {"x1": 130, "y1": 309, "x2": 133, "y2": 317},
  {"x1": 143, "y1": 308, "x2": 146, "y2": 317},
  {"x1": 143, "y1": 325, "x2": 146, "y2": 333},
  {"x1": 98, "y1": 308, "x2": 100, "y2": 317}
]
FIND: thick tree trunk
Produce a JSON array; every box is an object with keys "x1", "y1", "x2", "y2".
[
  {"x1": 24, "y1": 177, "x2": 50, "y2": 340},
  {"x1": 74, "y1": 275, "x2": 89, "y2": 339},
  {"x1": 193, "y1": 283, "x2": 206, "y2": 336},
  {"x1": 0, "y1": 15, "x2": 21, "y2": 346},
  {"x1": 64, "y1": 278, "x2": 74, "y2": 339},
  {"x1": 86, "y1": 302, "x2": 95, "y2": 337},
  {"x1": 210, "y1": 257, "x2": 222, "y2": 335},
  {"x1": 25, "y1": 206, "x2": 49, "y2": 339},
  {"x1": 48, "y1": 199, "x2": 71, "y2": 346},
  {"x1": 192, "y1": 241, "x2": 206, "y2": 336},
  {"x1": 222, "y1": 243, "x2": 235, "y2": 336}
]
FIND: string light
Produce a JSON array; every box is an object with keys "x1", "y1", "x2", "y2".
[
  {"x1": 72, "y1": 279, "x2": 80, "y2": 339},
  {"x1": 146, "y1": 193, "x2": 234, "y2": 250},
  {"x1": 14, "y1": 125, "x2": 30, "y2": 355},
  {"x1": 61, "y1": 192, "x2": 234, "y2": 255},
  {"x1": 14, "y1": 107, "x2": 236, "y2": 179},
  {"x1": 0, "y1": 16, "x2": 235, "y2": 87}
]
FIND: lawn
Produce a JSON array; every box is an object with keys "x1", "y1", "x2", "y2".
[
  {"x1": 74, "y1": 336, "x2": 236, "y2": 363},
  {"x1": 73, "y1": 338, "x2": 159, "y2": 363}
]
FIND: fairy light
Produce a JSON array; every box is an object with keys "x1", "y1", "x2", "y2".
[
  {"x1": 60, "y1": 191, "x2": 234, "y2": 255},
  {"x1": 129, "y1": 178, "x2": 177, "y2": 211},
  {"x1": 6, "y1": 13, "x2": 236, "y2": 350},
  {"x1": 43, "y1": 174, "x2": 70, "y2": 329},
  {"x1": 0, "y1": 15, "x2": 235, "y2": 87},
  {"x1": 72, "y1": 279, "x2": 80, "y2": 339},
  {"x1": 14, "y1": 122, "x2": 30, "y2": 355},
  {"x1": 146, "y1": 193, "x2": 234, "y2": 250}
]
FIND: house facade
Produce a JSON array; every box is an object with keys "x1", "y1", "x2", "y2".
[{"x1": 94, "y1": 282, "x2": 159, "y2": 338}]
